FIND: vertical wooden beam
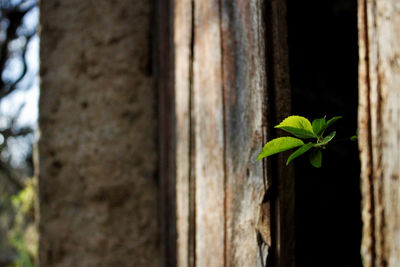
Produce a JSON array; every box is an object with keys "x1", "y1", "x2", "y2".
[
  {"x1": 174, "y1": 0, "x2": 292, "y2": 266},
  {"x1": 193, "y1": 0, "x2": 225, "y2": 266},
  {"x1": 358, "y1": 0, "x2": 400, "y2": 266},
  {"x1": 174, "y1": 0, "x2": 194, "y2": 266},
  {"x1": 358, "y1": 0, "x2": 374, "y2": 265},
  {"x1": 220, "y1": 0, "x2": 269, "y2": 266}
]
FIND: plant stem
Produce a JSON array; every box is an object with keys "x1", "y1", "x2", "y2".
[{"x1": 332, "y1": 136, "x2": 356, "y2": 143}]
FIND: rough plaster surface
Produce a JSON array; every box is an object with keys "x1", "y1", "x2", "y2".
[{"x1": 39, "y1": 1, "x2": 160, "y2": 266}]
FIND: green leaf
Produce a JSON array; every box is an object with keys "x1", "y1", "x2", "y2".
[
  {"x1": 320, "y1": 115, "x2": 342, "y2": 134},
  {"x1": 275, "y1": 116, "x2": 315, "y2": 139},
  {"x1": 315, "y1": 131, "x2": 336, "y2": 147},
  {"x1": 309, "y1": 149, "x2": 322, "y2": 168},
  {"x1": 275, "y1": 127, "x2": 316, "y2": 139},
  {"x1": 312, "y1": 117, "x2": 326, "y2": 137},
  {"x1": 257, "y1": 137, "x2": 304, "y2": 161},
  {"x1": 286, "y1": 142, "x2": 314, "y2": 165},
  {"x1": 276, "y1": 127, "x2": 316, "y2": 139},
  {"x1": 350, "y1": 135, "x2": 358, "y2": 141},
  {"x1": 350, "y1": 129, "x2": 358, "y2": 141},
  {"x1": 326, "y1": 116, "x2": 342, "y2": 128}
]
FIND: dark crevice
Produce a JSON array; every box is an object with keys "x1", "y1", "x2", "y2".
[
  {"x1": 154, "y1": 0, "x2": 177, "y2": 265},
  {"x1": 362, "y1": 0, "x2": 376, "y2": 264},
  {"x1": 287, "y1": 0, "x2": 361, "y2": 266},
  {"x1": 188, "y1": 0, "x2": 196, "y2": 266},
  {"x1": 264, "y1": 0, "x2": 279, "y2": 265},
  {"x1": 217, "y1": 0, "x2": 228, "y2": 266}
]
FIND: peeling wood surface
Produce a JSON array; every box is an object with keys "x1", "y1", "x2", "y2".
[
  {"x1": 173, "y1": 0, "x2": 292, "y2": 266},
  {"x1": 220, "y1": 0, "x2": 268, "y2": 266},
  {"x1": 358, "y1": 0, "x2": 400, "y2": 266}
]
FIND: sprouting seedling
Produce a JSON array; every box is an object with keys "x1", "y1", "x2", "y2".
[{"x1": 256, "y1": 115, "x2": 355, "y2": 168}]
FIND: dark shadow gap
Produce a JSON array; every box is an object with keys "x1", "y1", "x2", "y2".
[{"x1": 286, "y1": 1, "x2": 362, "y2": 266}]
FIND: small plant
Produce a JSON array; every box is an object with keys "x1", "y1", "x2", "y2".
[{"x1": 257, "y1": 115, "x2": 356, "y2": 168}]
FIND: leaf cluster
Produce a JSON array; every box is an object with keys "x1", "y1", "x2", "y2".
[{"x1": 257, "y1": 115, "x2": 343, "y2": 168}]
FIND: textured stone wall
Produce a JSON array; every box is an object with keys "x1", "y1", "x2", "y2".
[{"x1": 38, "y1": 1, "x2": 160, "y2": 266}]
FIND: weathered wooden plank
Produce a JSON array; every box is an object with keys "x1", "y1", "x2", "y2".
[
  {"x1": 358, "y1": 0, "x2": 400, "y2": 266},
  {"x1": 193, "y1": 0, "x2": 225, "y2": 266},
  {"x1": 174, "y1": 0, "x2": 193, "y2": 266},
  {"x1": 220, "y1": 0, "x2": 268, "y2": 266},
  {"x1": 358, "y1": 0, "x2": 374, "y2": 265},
  {"x1": 174, "y1": 0, "x2": 292, "y2": 266}
]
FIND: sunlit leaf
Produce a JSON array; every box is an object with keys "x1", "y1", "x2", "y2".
[
  {"x1": 275, "y1": 116, "x2": 315, "y2": 139},
  {"x1": 257, "y1": 137, "x2": 304, "y2": 161}
]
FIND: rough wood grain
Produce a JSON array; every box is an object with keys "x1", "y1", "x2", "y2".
[
  {"x1": 220, "y1": 0, "x2": 268, "y2": 266},
  {"x1": 358, "y1": 0, "x2": 400, "y2": 266},
  {"x1": 173, "y1": 0, "x2": 292, "y2": 266},
  {"x1": 193, "y1": 0, "x2": 225, "y2": 266},
  {"x1": 174, "y1": 0, "x2": 193, "y2": 266}
]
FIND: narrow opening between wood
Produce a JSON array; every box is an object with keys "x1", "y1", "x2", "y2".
[{"x1": 286, "y1": 1, "x2": 362, "y2": 266}]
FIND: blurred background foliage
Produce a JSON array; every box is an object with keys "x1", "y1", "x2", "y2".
[{"x1": 0, "y1": 0, "x2": 39, "y2": 266}]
